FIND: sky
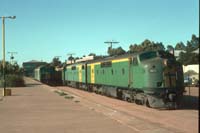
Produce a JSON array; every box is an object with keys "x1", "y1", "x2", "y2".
[{"x1": 0, "y1": 0, "x2": 199, "y2": 66}]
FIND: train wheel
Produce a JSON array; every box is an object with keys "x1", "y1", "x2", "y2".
[
  {"x1": 174, "y1": 102, "x2": 178, "y2": 109},
  {"x1": 146, "y1": 99, "x2": 151, "y2": 108},
  {"x1": 116, "y1": 89, "x2": 123, "y2": 100},
  {"x1": 127, "y1": 98, "x2": 132, "y2": 102}
]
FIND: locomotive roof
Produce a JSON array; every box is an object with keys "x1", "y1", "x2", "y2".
[
  {"x1": 66, "y1": 50, "x2": 172, "y2": 66},
  {"x1": 87, "y1": 53, "x2": 138, "y2": 64}
]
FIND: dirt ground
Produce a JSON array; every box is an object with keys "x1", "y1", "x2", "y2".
[
  {"x1": 0, "y1": 78, "x2": 198, "y2": 133},
  {"x1": 184, "y1": 86, "x2": 199, "y2": 97},
  {"x1": 0, "y1": 78, "x2": 134, "y2": 133},
  {"x1": 56, "y1": 85, "x2": 199, "y2": 133}
]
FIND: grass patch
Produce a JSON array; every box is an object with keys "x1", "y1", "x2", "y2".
[
  {"x1": 64, "y1": 95, "x2": 74, "y2": 99},
  {"x1": 74, "y1": 100, "x2": 80, "y2": 103},
  {"x1": 54, "y1": 90, "x2": 75, "y2": 100},
  {"x1": 54, "y1": 90, "x2": 60, "y2": 94},
  {"x1": 54, "y1": 90, "x2": 68, "y2": 96},
  {"x1": 59, "y1": 92, "x2": 68, "y2": 96}
]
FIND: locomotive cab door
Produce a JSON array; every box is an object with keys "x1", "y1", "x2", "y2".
[{"x1": 131, "y1": 57, "x2": 145, "y2": 89}]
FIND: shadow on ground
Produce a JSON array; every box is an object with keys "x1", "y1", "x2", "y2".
[
  {"x1": 25, "y1": 83, "x2": 43, "y2": 87},
  {"x1": 178, "y1": 95, "x2": 199, "y2": 110}
]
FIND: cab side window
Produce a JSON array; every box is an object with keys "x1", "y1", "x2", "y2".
[{"x1": 132, "y1": 58, "x2": 138, "y2": 65}]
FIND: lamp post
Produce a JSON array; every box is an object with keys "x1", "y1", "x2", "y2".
[
  {"x1": 104, "y1": 40, "x2": 119, "y2": 49},
  {"x1": 0, "y1": 16, "x2": 16, "y2": 96},
  {"x1": 104, "y1": 40, "x2": 119, "y2": 55},
  {"x1": 8, "y1": 51, "x2": 17, "y2": 65}
]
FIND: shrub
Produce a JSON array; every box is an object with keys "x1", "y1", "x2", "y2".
[{"x1": 0, "y1": 74, "x2": 25, "y2": 87}]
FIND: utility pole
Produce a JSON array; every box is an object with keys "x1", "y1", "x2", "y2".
[
  {"x1": 0, "y1": 16, "x2": 16, "y2": 96},
  {"x1": 8, "y1": 52, "x2": 17, "y2": 65},
  {"x1": 104, "y1": 40, "x2": 119, "y2": 55},
  {"x1": 67, "y1": 53, "x2": 75, "y2": 64},
  {"x1": 104, "y1": 40, "x2": 119, "y2": 49}
]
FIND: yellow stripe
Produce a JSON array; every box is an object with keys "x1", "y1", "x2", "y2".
[
  {"x1": 88, "y1": 62, "x2": 100, "y2": 66},
  {"x1": 88, "y1": 59, "x2": 128, "y2": 66},
  {"x1": 78, "y1": 65, "x2": 82, "y2": 82},
  {"x1": 91, "y1": 64, "x2": 95, "y2": 83},
  {"x1": 112, "y1": 58, "x2": 129, "y2": 63}
]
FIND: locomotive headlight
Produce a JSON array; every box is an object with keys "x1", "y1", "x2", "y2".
[
  {"x1": 149, "y1": 65, "x2": 157, "y2": 73},
  {"x1": 163, "y1": 59, "x2": 167, "y2": 66},
  {"x1": 149, "y1": 68, "x2": 157, "y2": 73}
]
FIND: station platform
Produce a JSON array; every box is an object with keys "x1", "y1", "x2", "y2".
[{"x1": 0, "y1": 78, "x2": 133, "y2": 133}]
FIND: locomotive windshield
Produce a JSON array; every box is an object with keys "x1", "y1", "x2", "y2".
[
  {"x1": 139, "y1": 51, "x2": 157, "y2": 61},
  {"x1": 139, "y1": 50, "x2": 175, "y2": 62}
]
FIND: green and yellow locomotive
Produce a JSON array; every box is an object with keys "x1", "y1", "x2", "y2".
[{"x1": 63, "y1": 50, "x2": 184, "y2": 109}]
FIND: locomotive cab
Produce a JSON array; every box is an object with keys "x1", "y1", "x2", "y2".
[{"x1": 133, "y1": 50, "x2": 184, "y2": 108}]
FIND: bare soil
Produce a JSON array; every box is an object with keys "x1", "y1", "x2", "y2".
[
  {"x1": 0, "y1": 78, "x2": 198, "y2": 133},
  {"x1": 0, "y1": 78, "x2": 134, "y2": 133},
  {"x1": 56, "y1": 86, "x2": 199, "y2": 133}
]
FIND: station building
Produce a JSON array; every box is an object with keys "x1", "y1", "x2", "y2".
[{"x1": 22, "y1": 60, "x2": 47, "y2": 77}]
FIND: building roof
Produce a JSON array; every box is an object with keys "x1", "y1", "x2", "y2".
[
  {"x1": 174, "y1": 50, "x2": 186, "y2": 57},
  {"x1": 23, "y1": 60, "x2": 46, "y2": 64},
  {"x1": 192, "y1": 48, "x2": 199, "y2": 54},
  {"x1": 76, "y1": 56, "x2": 94, "y2": 63}
]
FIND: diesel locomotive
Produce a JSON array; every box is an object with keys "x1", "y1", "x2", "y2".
[
  {"x1": 34, "y1": 65, "x2": 62, "y2": 86},
  {"x1": 62, "y1": 50, "x2": 185, "y2": 109}
]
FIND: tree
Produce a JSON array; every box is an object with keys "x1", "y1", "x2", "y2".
[
  {"x1": 191, "y1": 34, "x2": 199, "y2": 48},
  {"x1": 115, "y1": 47, "x2": 126, "y2": 55},
  {"x1": 129, "y1": 40, "x2": 165, "y2": 53},
  {"x1": 107, "y1": 46, "x2": 126, "y2": 56},
  {"x1": 129, "y1": 44, "x2": 143, "y2": 53},
  {"x1": 177, "y1": 34, "x2": 199, "y2": 65},
  {"x1": 166, "y1": 45, "x2": 174, "y2": 52},
  {"x1": 175, "y1": 42, "x2": 186, "y2": 50},
  {"x1": 0, "y1": 61, "x2": 22, "y2": 75},
  {"x1": 51, "y1": 57, "x2": 61, "y2": 67},
  {"x1": 129, "y1": 44, "x2": 139, "y2": 53},
  {"x1": 75, "y1": 57, "x2": 80, "y2": 60},
  {"x1": 88, "y1": 53, "x2": 96, "y2": 56},
  {"x1": 185, "y1": 35, "x2": 199, "y2": 52},
  {"x1": 141, "y1": 39, "x2": 152, "y2": 51},
  {"x1": 68, "y1": 56, "x2": 74, "y2": 61},
  {"x1": 178, "y1": 52, "x2": 198, "y2": 65},
  {"x1": 152, "y1": 42, "x2": 165, "y2": 51},
  {"x1": 67, "y1": 56, "x2": 75, "y2": 64}
]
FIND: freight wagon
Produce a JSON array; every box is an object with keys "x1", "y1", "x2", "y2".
[{"x1": 63, "y1": 50, "x2": 184, "y2": 109}]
